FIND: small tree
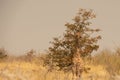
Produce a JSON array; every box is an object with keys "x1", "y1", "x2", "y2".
[
  {"x1": 45, "y1": 9, "x2": 101, "y2": 79},
  {"x1": 25, "y1": 49, "x2": 36, "y2": 61},
  {"x1": 0, "y1": 48, "x2": 7, "y2": 59}
]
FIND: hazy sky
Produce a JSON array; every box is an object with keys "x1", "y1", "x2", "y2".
[{"x1": 0, "y1": 0, "x2": 120, "y2": 55}]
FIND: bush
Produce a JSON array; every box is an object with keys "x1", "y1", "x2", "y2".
[{"x1": 0, "y1": 48, "x2": 7, "y2": 59}]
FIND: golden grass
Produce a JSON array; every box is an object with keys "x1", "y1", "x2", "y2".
[
  {"x1": 0, "y1": 60, "x2": 112, "y2": 80},
  {"x1": 0, "y1": 49, "x2": 120, "y2": 80}
]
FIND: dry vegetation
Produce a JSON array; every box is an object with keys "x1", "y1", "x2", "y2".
[{"x1": 0, "y1": 49, "x2": 120, "y2": 80}]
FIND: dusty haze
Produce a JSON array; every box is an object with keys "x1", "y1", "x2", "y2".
[{"x1": 0, "y1": 0, "x2": 120, "y2": 55}]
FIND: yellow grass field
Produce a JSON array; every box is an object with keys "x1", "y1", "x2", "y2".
[
  {"x1": 0, "y1": 59, "x2": 116, "y2": 80},
  {"x1": 0, "y1": 50, "x2": 120, "y2": 80}
]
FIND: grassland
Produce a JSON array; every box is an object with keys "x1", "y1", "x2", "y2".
[{"x1": 0, "y1": 49, "x2": 120, "y2": 80}]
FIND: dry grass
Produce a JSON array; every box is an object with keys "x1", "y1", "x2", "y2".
[
  {"x1": 0, "y1": 59, "x2": 111, "y2": 80},
  {"x1": 0, "y1": 49, "x2": 120, "y2": 80},
  {"x1": 92, "y1": 49, "x2": 120, "y2": 75}
]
